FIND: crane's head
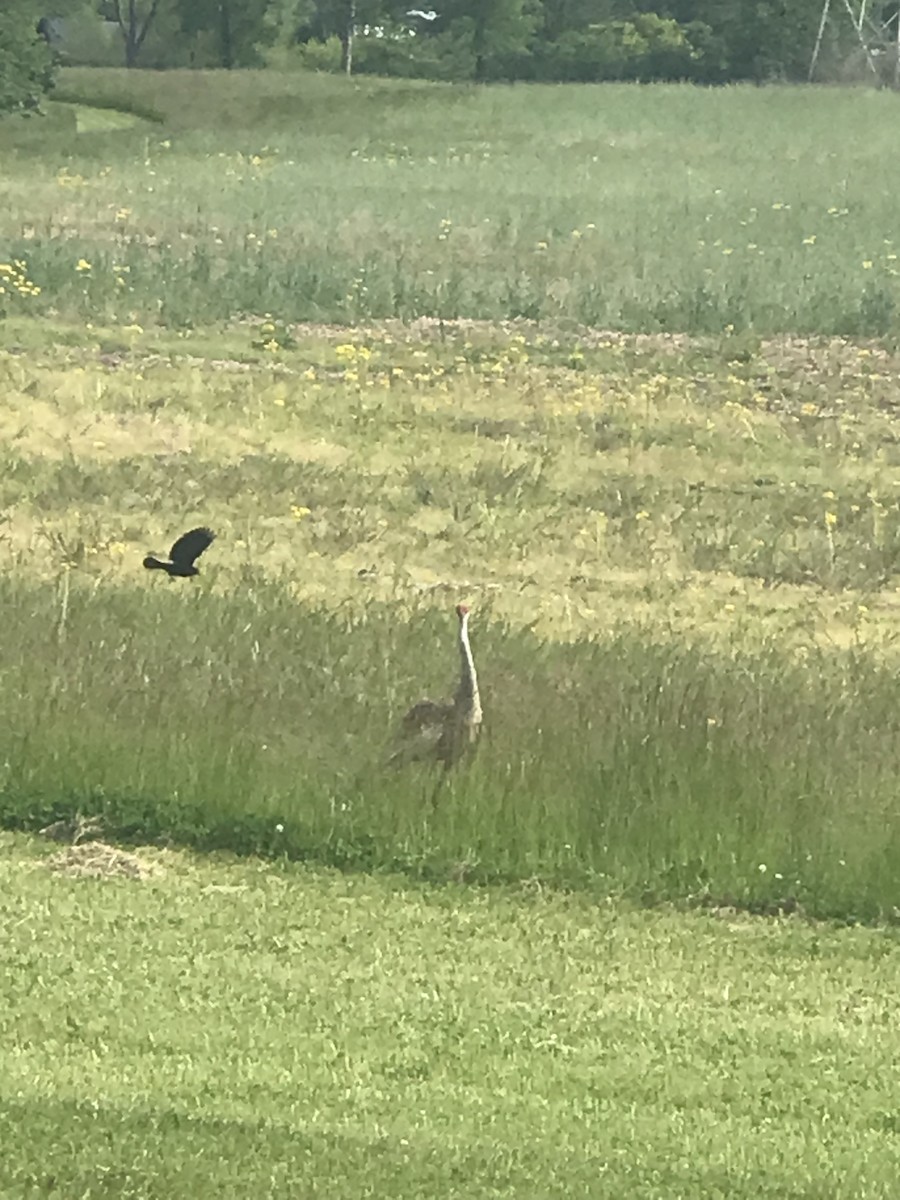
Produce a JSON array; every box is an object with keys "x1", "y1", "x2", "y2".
[{"x1": 456, "y1": 603, "x2": 470, "y2": 619}]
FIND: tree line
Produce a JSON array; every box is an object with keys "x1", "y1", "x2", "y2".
[{"x1": 2, "y1": 0, "x2": 898, "y2": 117}]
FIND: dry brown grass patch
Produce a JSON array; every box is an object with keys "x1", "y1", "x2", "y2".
[{"x1": 44, "y1": 840, "x2": 158, "y2": 881}]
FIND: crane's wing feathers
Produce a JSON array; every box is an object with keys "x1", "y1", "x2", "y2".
[
  {"x1": 388, "y1": 699, "x2": 453, "y2": 766},
  {"x1": 400, "y1": 699, "x2": 452, "y2": 734},
  {"x1": 388, "y1": 609, "x2": 481, "y2": 773},
  {"x1": 169, "y1": 527, "x2": 215, "y2": 568}
]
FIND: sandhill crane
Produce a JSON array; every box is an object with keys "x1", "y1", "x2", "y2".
[
  {"x1": 391, "y1": 604, "x2": 483, "y2": 772},
  {"x1": 143, "y1": 527, "x2": 215, "y2": 578}
]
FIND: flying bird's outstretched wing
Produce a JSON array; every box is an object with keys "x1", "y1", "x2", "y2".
[{"x1": 169, "y1": 527, "x2": 215, "y2": 570}]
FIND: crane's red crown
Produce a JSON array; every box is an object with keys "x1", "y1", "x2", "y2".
[{"x1": 456, "y1": 604, "x2": 470, "y2": 617}]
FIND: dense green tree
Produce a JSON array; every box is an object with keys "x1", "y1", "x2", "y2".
[
  {"x1": 96, "y1": 0, "x2": 175, "y2": 66},
  {"x1": 531, "y1": 10, "x2": 711, "y2": 81},
  {"x1": 52, "y1": 0, "x2": 879, "y2": 84},
  {"x1": 538, "y1": 0, "x2": 616, "y2": 40},
  {"x1": 0, "y1": 1, "x2": 58, "y2": 115},
  {"x1": 424, "y1": 0, "x2": 539, "y2": 79},
  {"x1": 639, "y1": 0, "x2": 828, "y2": 80},
  {"x1": 175, "y1": 0, "x2": 271, "y2": 67},
  {"x1": 285, "y1": 0, "x2": 410, "y2": 73}
]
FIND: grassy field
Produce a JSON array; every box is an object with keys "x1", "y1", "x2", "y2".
[
  {"x1": 2, "y1": 318, "x2": 900, "y2": 920},
  {"x1": 3, "y1": 68, "x2": 900, "y2": 1194},
  {"x1": 1, "y1": 69, "x2": 900, "y2": 915},
  {"x1": 0, "y1": 69, "x2": 899, "y2": 333},
  {"x1": 2, "y1": 830, "x2": 900, "y2": 1199}
]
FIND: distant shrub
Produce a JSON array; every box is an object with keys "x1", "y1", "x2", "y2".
[
  {"x1": 354, "y1": 33, "x2": 456, "y2": 81},
  {"x1": 287, "y1": 36, "x2": 344, "y2": 74},
  {"x1": 533, "y1": 14, "x2": 716, "y2": 84},
  {"x1": 0, "y1": 2, "x2": 56, "y2": 115}
]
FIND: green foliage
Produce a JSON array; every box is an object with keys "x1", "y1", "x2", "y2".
[
  {"x1": 267, "y1": 32, "x2": 343, "y2": 71},
  {"x1": 533, "y1": 12, "x2": 707, "y2": 82},
  {"x1": 355, "y1": 27, "x2": 480, "y2": 81},
  {"x1": 0, "y1": 1, "x2": 57, "y2": 115},
  {"x1": 428, "y1": 0, "x2": 539, "y2": 80},
  {"x1": 662, "y1": 0, "x2": 837, "y2": 81},
  {"x1": 249, "y1": 313, "x2": 297, "y2": 348},
  {"x1": 96, "y1": 0, "x2": 177, "y2": 68},
  {"x1": 50, "y1": 8, "x2": 124, "y2": 68},
  {"x1": 175, "y1": 0, "x2": 272, "y2": 67},
  {"x1": 49, "y1": 0, "x2": 865, "y2": 83}
]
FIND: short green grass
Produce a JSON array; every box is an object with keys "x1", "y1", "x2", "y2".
[
  {"x1": 2, "y1": 830, "x2": 900, "y2": 1199},
  {"x1": 2, "y1": 69, "x2": 900, "y2": 333}
]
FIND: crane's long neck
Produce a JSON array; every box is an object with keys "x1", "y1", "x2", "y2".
[{"x1": 456, "y1": 614, "x2": 481, "y2": 720}]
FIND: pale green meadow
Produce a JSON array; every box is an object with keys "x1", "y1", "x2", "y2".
[{"x1": 2, "y1": 69, "x2": 900, "y2": 333}]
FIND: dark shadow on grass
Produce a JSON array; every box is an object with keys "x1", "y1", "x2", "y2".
[{"x1": 0, "y1": 1096, "x2": 550, "y2": 1198}]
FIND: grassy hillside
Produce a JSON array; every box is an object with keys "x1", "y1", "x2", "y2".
[
  {"x1": 2, "y1": 831, "x2": 900, "y2": 1199},
  {"x1": 0, "y1": 69, "x2": 898, "y2": 333}
]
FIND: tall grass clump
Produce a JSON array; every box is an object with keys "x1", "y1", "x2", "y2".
[
  {"x1": 2, "y1": 70, "x2": 900, "y2": 333},
  {"x1": 2, "y1": 571, "x2": 899, "y2": 920}
]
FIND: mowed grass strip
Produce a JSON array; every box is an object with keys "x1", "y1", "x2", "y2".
[
  {"x1": 1, "y1": 832, "x2": 900, "y2": 1199},
  {"x1": 2, "y1": 69, "x2": 900, "y2": 333}
]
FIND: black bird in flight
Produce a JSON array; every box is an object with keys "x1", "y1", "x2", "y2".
[{"x1": 143, "y1": 527, "x2": 215, "y2": 578}]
